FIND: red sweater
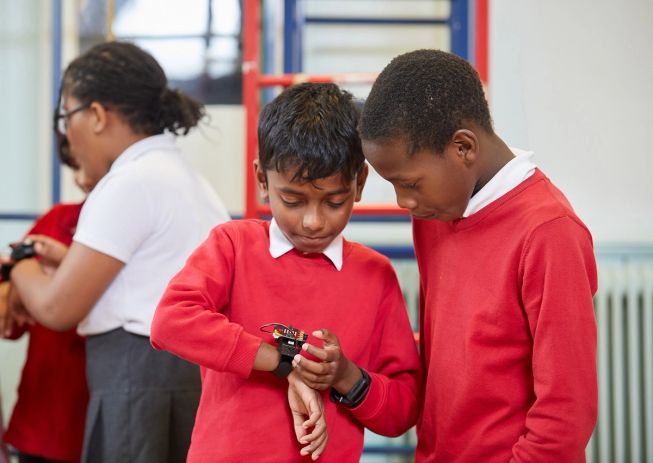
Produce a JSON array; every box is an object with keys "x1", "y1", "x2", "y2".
[
  {"x1": 151, "y1": 220, "x2": 420, "y2": 463},
  {"x1": 5, "y1": 203, "x2": 88, "y2": 462},
  {"x1": 413, "y1": 170, "x2": 598, "y2": 462}
]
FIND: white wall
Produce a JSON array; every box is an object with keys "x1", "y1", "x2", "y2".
[{"x1": 490, "y1": 0, "x2": 653, "y2": 243}]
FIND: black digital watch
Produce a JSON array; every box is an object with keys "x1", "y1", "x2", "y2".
[{"x1": 330, "y1": 368, "x2": 371, "y2": 408}]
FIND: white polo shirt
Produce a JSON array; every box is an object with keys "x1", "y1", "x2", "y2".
[
  {"x1": 74, "y1": 134, "x2": 230, "y2": 336},
  {"x1": 463, "y1": 147, "x2": 537, "y2": 217},
  {"x1": 268, "y1": 218, "x2": 344, "y2": 271}
]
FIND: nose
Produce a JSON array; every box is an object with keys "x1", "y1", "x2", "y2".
[
  {"x1": 302, "y1": 205, "x2": 325, "y2": 232},
  {"x1": 395, "y1": 189, "x2": 418, "y2": 211}
]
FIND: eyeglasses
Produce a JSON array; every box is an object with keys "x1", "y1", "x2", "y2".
[{"x1": 54, "y1": 103, "x2": 90, "y2": 135}]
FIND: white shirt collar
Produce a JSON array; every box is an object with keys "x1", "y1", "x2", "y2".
[
  {"x1": 463, "y1": 147, "x2": 537, "y2": 217},
  {"x1": 110, "y1": 133, "x2": 177, "y2": 172},
  {"x1": 269, "y1": 218, "x2": 344, "y2": 271}
]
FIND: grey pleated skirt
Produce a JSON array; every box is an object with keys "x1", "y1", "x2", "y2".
[{"x1": 82, "y1": 328, "x2": 200, "y2": 463}]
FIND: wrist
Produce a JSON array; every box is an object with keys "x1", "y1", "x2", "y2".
[
  {"x1": 330, "y1": 367, "x2": 371, "y2": 408},
  {"x1": 286, "y1": 369, "x2": 300, "y2": 384},
  {"x1": 333, "y1": 359, "x2": 362, "y2": 394}
]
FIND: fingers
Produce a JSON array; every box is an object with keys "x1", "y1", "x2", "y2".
[
  {"x1": 291, "y1": 411, "x2": 309, "y2": 442},
  {"x1": 293, "y1": 354, "x2": 329, "y2": 374},
  {"x1": 2, "y1": 310, "x2": 16, "y2": 337},
  {"x1": 27, "y1": 235, "x2": 68, "y2": 266},
  {"x1": 300, "y1": 427, "x2": 328, "y2": 460},
  {"x1": 311, "y1": 328, "x2": 339, "y2": 347},
  {"x1": 300, "y1": 402, "x2": 328, "y2": 460},
  {"x1": 293, "y1": 355, "x2": 334, "y2": 390},
  {"x1": 302, "y1": 341, "x2": 343, "y2": 363},
  {"x1": 7, "y1": 287, "x2": 34, "y2": 328}
]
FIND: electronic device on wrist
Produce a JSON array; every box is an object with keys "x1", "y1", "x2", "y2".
[
  {"x1": 1, "y1": 240, "x2": 37, "y2": 281},
  {"x1": 260, "y1": 323, "x2": 308, "y2": 378},
  {"x1": 10, "y1": 240, "x2": 37, "y2": 262},
  {"x1": 330, "y1": 368, "x2": 371, "y2": 408}
]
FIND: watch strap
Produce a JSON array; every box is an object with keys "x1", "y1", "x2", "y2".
[
  {"x1": 272, "y1": 354, "x2": 294, "y2": 378},
  {"x1": 330, "y1": 367, "x2": 371, "y2": 408}
]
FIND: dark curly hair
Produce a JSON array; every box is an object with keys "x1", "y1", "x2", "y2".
[
  {"x1": 59, "y1": 41, "x2": 204, "y2": 136},
  {"x1": 360, "y1": 49, "x2": 493, "y2": 154},
  {"x1": 258, "y1": 83, "x2": 364, "y2": 184}
]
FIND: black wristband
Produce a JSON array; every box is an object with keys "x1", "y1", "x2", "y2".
[
  {"x1": 330, "y1": 368, "x2": 371, "y2": 408},
  {"x1": 272, "y1": 355, "x2": 294, "y2": 378},
  {"x1": 272, "y1": 333, "x2": 302, "y2": 378},
  {"x1": 0, "y1": 263, "x2": 13, "y2": 282}
]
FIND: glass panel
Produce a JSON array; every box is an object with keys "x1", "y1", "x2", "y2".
[
  {"x1": 78, "y1": 0, "x2": 243, "y2": 104},
  {"x1": 0, "y1": 0, "x2": 50, "y2": 213},
  {"x1": 134, "y1": 38, "x2": 207, "y2": 80},
  {"x1": 211, "y1": 0, "x2": 241, "y2": 36},
  {"x1": 113, "y1": 0, "x2": 209, "y2": 36}
]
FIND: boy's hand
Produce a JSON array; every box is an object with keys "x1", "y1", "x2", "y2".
[
  {"x1": 26, "y1": 234, "x2": 69, "y2": 271},
  {"x1": 287, "y1": 371, "x2": 328, "y2": 460},
  {"x1": 0, "y1": 282, "x2": 10, "y2": 336},
  {"x1": 0, "y1": 282, "x2": 34, "y2": 337},
  {"x1": 293, "y1": 328, "x2": 362, "y2": 393}
]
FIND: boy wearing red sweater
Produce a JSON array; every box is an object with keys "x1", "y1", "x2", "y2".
[
  {"x1": 151, "y1": 83, "x2": 420, "y2": 462},
  {"x1": 359, "y1": 49, "x2": 598, "y2": 462}
]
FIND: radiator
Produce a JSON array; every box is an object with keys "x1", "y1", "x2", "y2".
[
  {"x1": 587, "y1": 258, "x2": 653, "y2": 463},
  {"x1": 384, "y1": 254, "x2": 653, "y2": 463}
]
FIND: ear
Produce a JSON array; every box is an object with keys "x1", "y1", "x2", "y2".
[
  {"x1": 88, "y1": 102, "x2": 109, "y2": 134},
  {"x1": 253, "y1": 159, "x2": 269, "y2": 201},
  {"x1": 353, "y1": 163, "x2": 369, "y2": 202},
  {"x1": 450, "y1": 129, "x2": 478, "y2": 164}
]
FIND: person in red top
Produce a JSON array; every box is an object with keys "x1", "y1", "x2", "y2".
[
  {"x1": 151, "y1": 83, "x2": 420, "y2": 462},
  {"x1": 359, "y1": 49, "x2": 598, "y2": 462},
  {"x1": 1, "y1": 141, "x2": 95, "y2": 463}
]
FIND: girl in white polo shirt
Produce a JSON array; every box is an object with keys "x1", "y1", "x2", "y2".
[{"x1": 9, "y1": 41, "x2": 230, "y2": 463}]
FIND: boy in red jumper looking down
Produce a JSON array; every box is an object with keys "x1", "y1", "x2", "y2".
[
  {"x1": 359, "y1": 49, "x2": 598, "y2": 462},
  {"x1": 150, "y1": 82, "x2": 421, "y2": 462}
]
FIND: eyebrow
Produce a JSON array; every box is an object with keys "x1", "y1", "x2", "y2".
[
  {"x1": 278, "y1": 186, "x2": 352, "y2": 196},
  {"x1": 385, "y1": 176, "x2": 410, "y2": 183}
]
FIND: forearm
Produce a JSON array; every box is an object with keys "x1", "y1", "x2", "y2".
[
  {"x1": 10, "y1": 259, "x2": 76, "y2": 330},
  {"x1": 151, "y1": 294, "x2": 264, "y2": 377},
  {"x1": 253, "y1": 341, "x2": 282, "y2": 372},
  {"x1": 514, "y1": 218, "x2": 598, "y2": 461},
  {"x1": 350, "y1": 370, "x2": 420, "y2": 437},
  {"x1": 509, "y1": 332, "x2": 597, "y2": 461}
]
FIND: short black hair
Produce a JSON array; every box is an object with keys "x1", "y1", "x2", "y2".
[
  {"x1": 60, "y1": 41, "x2": 204, "y2": 136},
  {"x1": 360, "y1": 49, "x2": 493, "y2": 154},
  {"x1": 258, "y1": 83, "x2": 364, "y2": 183}
]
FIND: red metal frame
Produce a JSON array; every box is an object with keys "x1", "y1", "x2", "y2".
[
  {"x1": 475, "y1": 0, "x2": 489, "y2": 86},
  {"x1": 243, "y1": 0, "x2": 490, "y2": 219}
]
